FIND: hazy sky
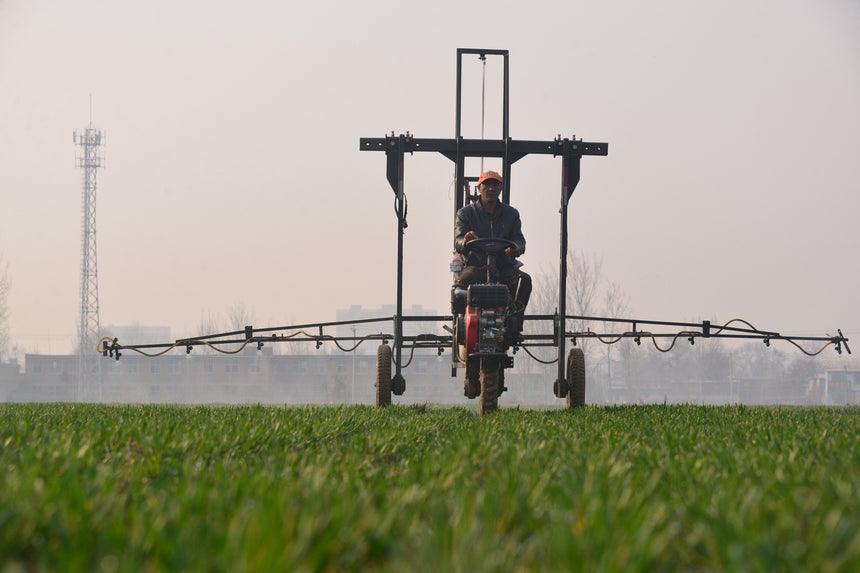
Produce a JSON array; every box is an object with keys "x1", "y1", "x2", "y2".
[{"x1": 1, "y1": 0, "x2": 858, "y2": 359}]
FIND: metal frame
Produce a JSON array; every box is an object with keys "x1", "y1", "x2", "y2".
[
  {"x1": 358, "y1": 48, "x2": 607, "y2": 394},
  {"x1": 100, "y1": 316, "x2": 850, "y2": 361}
]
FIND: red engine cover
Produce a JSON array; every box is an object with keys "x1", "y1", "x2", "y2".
[{"x1": 464, "y1": 306, "x2": 479, "y2": 353}]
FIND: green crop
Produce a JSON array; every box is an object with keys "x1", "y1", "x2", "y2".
[{"x1": 0, "y1": 404, "x2": 858, "y2": 572}]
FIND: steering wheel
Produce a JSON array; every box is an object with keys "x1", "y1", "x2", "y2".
[{"x1": 464, "y1": 237, "x2": 518, "y2": 256}]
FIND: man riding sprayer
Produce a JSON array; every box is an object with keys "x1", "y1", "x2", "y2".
[{"x1": 453, "y1": 170, "x2": 532, "y2": 397}]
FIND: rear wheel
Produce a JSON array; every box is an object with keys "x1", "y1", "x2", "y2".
[
  {"x1": 479, "y1": 357, "x2": 500, "y2": 416},
  {"x1": 376, "y1": 343, "x2": 392, "y2": 407},
  {"x1": 566, "y1": 347, "x2": 586, "y2": 409}
]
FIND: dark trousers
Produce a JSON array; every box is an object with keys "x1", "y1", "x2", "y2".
[{"x1": 457, "y1": 265, "x2": 532, "y2": 329}]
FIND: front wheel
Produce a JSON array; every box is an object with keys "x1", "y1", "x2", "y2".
[
  {"x1": 479, "y1": 357, "x2": 500, "y2": 416},
  {"x1": 376, "y1": 343, "x2": 392, "y2": 407},
  {"x1": 566, "y1": 347, "x2": 586, "y2": 409}
]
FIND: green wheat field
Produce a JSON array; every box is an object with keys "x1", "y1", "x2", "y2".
[{"x1": 1, "y1": 403, "x2": 859, "y2": 572}]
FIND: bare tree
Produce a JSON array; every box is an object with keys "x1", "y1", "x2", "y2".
[
  {"x1": 0, "y1": 257, "x2": 9, "y2": 362},
  {"x1": 526, "y1": 251, "x2": 621, "y2": 383},
  {"x1": 188, "y1": 310, "x2": 224, "y2": 356},
  {"x1": 529, "y1": 251, "x2": 603, "y2": 323},
  {"x1": 570, "y1": 252, "x2": 603, "y2": 327},
  {"x1": 186, "y1": 304, "x2": 263, "y2": 356},
  {"x1": 226, "y1": 302, "x2": 256, "y2": 332},
  {"x1": 227, "y1": 302, "x2": 260, "y2": 356},
  {"x1": 601, "y1": 280, "x2": 631, "y2": 398}
]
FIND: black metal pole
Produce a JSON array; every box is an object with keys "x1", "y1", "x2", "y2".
[
  {"x1": 395, "y1": 136, "x2": 406, "y2": 390},
  {"x1": 455, "y1": 50, "x2": 465, "y2": 213},
  {"x1": 384, "y1": 134, "x2": 408, "y2": 394},
  {"x1": 502, "y1": 52, "x2": 512, "y2": 205},
  {"x1": 556, "y1": 167, "x2": 569, "y2": 392},
  {"x1": 502, "y1": 52, "x2": 509, "y2": 140},
  {"x1": 557, "y1": 138, "x2": 583, "y2": 394},
  {"x1": 455, "y1": 50, "x2": 463, "y2": 140}
]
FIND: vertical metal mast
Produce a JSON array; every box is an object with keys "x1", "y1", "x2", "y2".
[{"x1": 73, "y1": 112, "x2": 105, "y2": 402}]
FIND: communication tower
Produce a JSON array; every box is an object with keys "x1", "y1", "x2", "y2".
[{"x1": 73, "y1": 118, "x2": 105, "y2": 401}]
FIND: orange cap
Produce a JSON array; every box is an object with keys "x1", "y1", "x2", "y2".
[{"x1": 477, "y1": 170, "x2": 503, "y2": 185}]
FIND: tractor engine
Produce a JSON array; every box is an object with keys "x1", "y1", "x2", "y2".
[
  {"x1": 465, "y1": 306, "x2": 507, "y2": 353},
  {"x1": 461, "y1": 284, "x2": 512, "y2": 355}
]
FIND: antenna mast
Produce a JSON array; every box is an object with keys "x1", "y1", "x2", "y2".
[{"x1": 73, "y1": 115, "x2": 105, "y2": 401}]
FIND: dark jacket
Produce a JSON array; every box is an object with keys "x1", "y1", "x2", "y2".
[{"x1": 454, "y1": 199, "x2": 526, "y2": 268}]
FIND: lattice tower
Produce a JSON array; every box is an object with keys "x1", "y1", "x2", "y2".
[{"x1": 73, "y1": 122, "x2": 105, "y2": 401}]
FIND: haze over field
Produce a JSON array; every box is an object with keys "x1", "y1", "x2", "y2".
[{"x1": 1, "y1": 0, "x2": 858, "y2": 360}]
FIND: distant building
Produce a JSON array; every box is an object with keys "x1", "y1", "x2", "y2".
[
  {"x1": 810, "y1": 370, "x2": 860, "y2": 405},
  {"x1": 4, "y1": 351, "x2": 477, "y2": 405}
]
